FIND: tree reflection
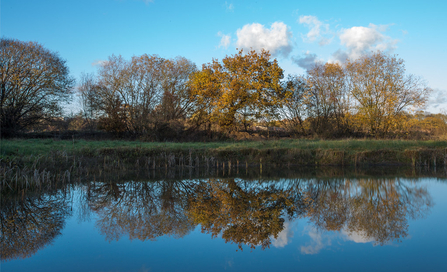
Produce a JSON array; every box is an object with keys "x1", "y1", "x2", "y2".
[
  {"x1": 0, "y1": 177, "x2": 435, "y2": 260},
  {"x1": 0, "y1": 192, "x2": 71, "y2": 261},
  {"x1": 186, "y1": 179, "x2": 298, "y2": 250},
  {"x1": 302, "y1": 178, "x2": 433, "y2": 245},
  {"x1": 85, "y1": 180, "x2": 196, "y2": 241},
  {"x1": 185, "y1": 177, "x2": 433, "y2": 249}
]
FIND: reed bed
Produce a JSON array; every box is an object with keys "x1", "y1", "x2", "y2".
[
  {"x1": 2, "y1": 138, "x2": 447, "y2": 157},
  {"x1": 2, "y1": 150, "x2": 447, "y2": 195},
  {"x1": 1, "y1": 139, "x2": 447, "y2": 194}
]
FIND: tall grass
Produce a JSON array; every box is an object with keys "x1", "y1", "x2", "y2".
[
  {"x1": 2, "y1": 138, "x2": 447, "y2": 157},
  {"x1": 1, "y1": 138, "x2": 446, "y2": 195}
]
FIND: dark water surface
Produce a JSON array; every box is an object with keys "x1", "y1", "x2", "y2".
[{"x1": 2, "y1": 167, "x2": 447, "y2": 271}]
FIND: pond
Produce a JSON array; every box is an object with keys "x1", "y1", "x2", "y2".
[{"x1": 1, "y1": 167, "x2": 447, "y2": 271}]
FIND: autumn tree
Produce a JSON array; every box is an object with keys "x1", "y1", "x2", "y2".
[
  {"x1": 189, "y1": 49, "x2": 285, "y2": 131},
  {"x1": 345, "y1": 52, "x2": 431, "y2": 136},
  {"x1": 305, "y1": 62, "x2": 350, "y2": 136},
  {"x1": 0, "y1": 38, "x2": 75, "y2": 137}
]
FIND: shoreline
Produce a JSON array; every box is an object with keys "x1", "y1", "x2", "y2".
[
  {"x1": 1, "y1": 138, "x2": 447, "y2": 194},
  {"x1": 1, "y1": 138, "x2": 447, "y2": 167}
]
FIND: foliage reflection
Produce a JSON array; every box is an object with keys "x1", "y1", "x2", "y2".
[
  {"x1": 301, "y1": 178, "x2": 433, "y2": 245},
  {"x1": 85, "y1": 181, "x2": 196, "y2": 241},
  {"x1": 0, "y1": 192, "x2": 71, "y2": 261},
  {"x1": 1, "y1": 177, "x2": 435, "y2": 261},
  {"x1": 84, "y1": 177, "x2": 433, "y2": 250}
]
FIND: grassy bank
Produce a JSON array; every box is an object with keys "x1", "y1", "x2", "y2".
[
  {"x1": 1, "y1": 138, "x2": 446, "y2": 194},
  {"x1": 1, "y1": 138, "x2": 447, "y2": 166}
]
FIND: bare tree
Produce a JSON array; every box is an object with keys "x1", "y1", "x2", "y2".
[
  {"x1": 0, "y1": 38, "x2": 75, "y2": 137},
  {"x1": 91, "y1": 54, "x2": 196, "y2": 134},
  {"x1": 279, "y1": 75, "x2": 308, "y2": 134},
  {"x1": 305, "y1": 62, "x2": 349, "y2": 136},
  {"x1": 78, "y1": 73, "x2": 101, "y2": 120},
  {"x1": 158, "y1": 56, "x2": 197, "y2": 122}
]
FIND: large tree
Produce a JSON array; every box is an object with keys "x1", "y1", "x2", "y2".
[
  {"x1": 81, "y1": 54, "x2": 196, "y2": 133},
  {"x1": 189, "y1": 49, "x2": 285, "y2": 130},
  {"x1": 345, "y1": 52, "x2": 431, "y2": 136},
  {"x1": 305, "y1": 62, "x2": 350, "y2": 136},
  {"x1": 279, "y1": 75, "x2": 308, "y2": 135},
  {"x1": 0, "y1": 38, "x2": 75, "y2": 137}
]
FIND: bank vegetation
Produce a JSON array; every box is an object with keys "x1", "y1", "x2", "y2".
[{"x1": 2, "y1": 38, "x2": 446, "y2": 141}]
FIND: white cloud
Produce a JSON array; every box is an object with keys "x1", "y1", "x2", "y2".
[
  {"x1": 299, "y1": 15, "x2": 330, "y2": 44},
  {"x1": 225, "y1": 1, "x2": 234, "y2": 11},
  {"x1": 271, "y1": 219, "x2": 295, "y2": 248},
  {"x1": 334, "y1": 23, "x2": 398, "y2": 61},
  {"x1": 91, "y1": 60, "x2": 109, "y2": 67},
  {"x1": 236, "y1": 22, "x2": 293, "y2": 58},
  {"x1": 217, "y1": 32, "x2": 231, "y2": 49}
]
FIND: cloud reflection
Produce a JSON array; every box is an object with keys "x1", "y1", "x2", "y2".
[
  {"x1": 300, "y1": 227, "x2": 332, "y2": 255},
  {"x1": 271, "y1": 219, "x2": 295, "y2": 248},
  {"x1": 342, "y1": 230, "x2": 375, "y2": 244}
]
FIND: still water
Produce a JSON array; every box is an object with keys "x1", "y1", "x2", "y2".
[{"x1": 1, "y1": 167, "x2": 447, "y2": 271}]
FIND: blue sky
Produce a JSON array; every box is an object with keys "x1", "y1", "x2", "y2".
[{"x1": 2, "y1": 0, "x2": 446, "y2": 113}]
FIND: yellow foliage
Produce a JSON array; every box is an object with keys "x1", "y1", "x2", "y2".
[{"x1": 189, "y1": 49, "x2": 285, "y2": 130}]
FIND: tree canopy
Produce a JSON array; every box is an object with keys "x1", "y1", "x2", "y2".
[
  {"x1": 345, "y1": 52, "x2": 431, "y2": 136},
  {"x1": 0, "y1": 38, "x2": 74, "y2": 137},
  {"x1": 189, "y1": 49, "x2": 285, "y2": 130}
]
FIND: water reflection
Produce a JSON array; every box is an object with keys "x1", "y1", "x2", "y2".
[
  {"x1": 0, "y1": 175, "x2": 437, "y2": 262},
  {"x1": 187, "y1": 179, "x2": 298, "y2": 250},
  {"x1": 81, "y1": 177, "x2": 433, "y2": 250},
  {"x1": 85, "y1": 181, "x2": 196, "y2": 241},
  {"x1": 302, "y1": 178, "x2": 433, "y2": 245},
  {"x1": 0, "y1": 191, "x2": 71, "y2": 261}
]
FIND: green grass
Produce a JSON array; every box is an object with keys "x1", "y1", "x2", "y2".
[{"x1": 1, "y1": 138, "x2": 446, "y2": 158}]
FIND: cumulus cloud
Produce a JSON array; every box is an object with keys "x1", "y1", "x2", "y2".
[
  {"x1": 333, "y1": 24, "x2": 398, "y2": 62},
  {"x1": 217, "y1": 32, "x2": 231, "y2": 49},
  {"x1": 236, "y1": 22, "x2": 293, "y2": 58},
  {"x1": 292, "y1": 52, "x2": 319, "y2": 71},
  {"x1": 91, "y1": 60, "x2": 109, "y2": 67},
  {"x1": 271, "y1": 219, "x2": 295, "y2": 248},
  {"x1": 299, "y1": 15, "x2": 331, "y2": 45}
]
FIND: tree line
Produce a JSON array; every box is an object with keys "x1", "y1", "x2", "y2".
[{"x1": 1, "y1": 38, "x2": 444, "y2": 139}]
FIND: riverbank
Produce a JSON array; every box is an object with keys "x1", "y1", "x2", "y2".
[
  {"x1": 1, "y1": 138, "x2": 447, "y2": 194},
  {"x1": 2, "y1": 138, "x2": 447, "y2": 167}
]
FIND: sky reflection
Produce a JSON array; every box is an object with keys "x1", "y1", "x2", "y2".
[{"x1": 1, "y1": 176, "x2": 446, "y2": 272}]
